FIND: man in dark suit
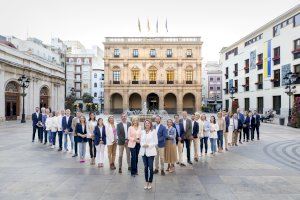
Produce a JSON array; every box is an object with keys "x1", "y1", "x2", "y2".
[
  {"x1": 232, "y1": 113, "x2": 243, "y2": 146},
  {"x1": 191, "y1": 114, "x2": 199, "y2": 162},
  {"x1": 154, "y1": 115, "x2": 167, "y2": 175},
  {"x1": 252, "y1": 110, "x2": 261, "y2": 140},
  {"x1": 224, "y1": 111, "x2": 230, "y2": 151},
  {"x1": 237, "y1": 108, "x2": 245, "y2": 144},
  {"x1": 71, "y1": 111, "x2": 82, "y2": 157},
  {"x1": 179, "y1": 111, "x2": 193, "y2": 165},
  {"x1": 117, "y1": 113, "x2": 131, "y2": 173},
  {"x1": 32, "y1": 107, "x2": 42, "y2": 142},
  {"x1": 173, "y1": 114, "x2": 185, "y2": 166},
  {"x1": 62, "y1": 109, "x2": 74, "y2": 152}
]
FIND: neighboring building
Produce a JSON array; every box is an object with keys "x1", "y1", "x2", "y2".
[
  {"x1": 92, "y1": 68, "x2": 104, "y2": 111},
  {"x1": 202, "y1": 61, "x2": 222, "y2": 111},
  {"x1": 103, "y1": 37, "x2": 203, "y2": 114},
  {"x1": 0, "y1": 37, "x2": 65, "y2": 121},
  {"x1": 65, "y1": 41, "x2": 103, "y2": 106},
  {"x1": 220, "y1": 5, "x2": 300, "y2": 117}
]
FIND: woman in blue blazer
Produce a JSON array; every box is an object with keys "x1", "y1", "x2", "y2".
[
  {"x1": 75, "y1": 116, "x2": 88, "y2": 163},
  {"x1": 94, "y1": 118, "x2": 106, "y2": 167}
]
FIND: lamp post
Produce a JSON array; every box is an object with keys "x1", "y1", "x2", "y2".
[
  {"x1": 283, "y1": 72, "x2": 297, "y2": 125},
  {"x1": 229, "y1": 86, "x2": 235, "y2": 112},
  {"x1": 18, "y1": 74, "x2": 30, "y2": 123}
]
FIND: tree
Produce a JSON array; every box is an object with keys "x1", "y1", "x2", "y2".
[
  {"x1": 65, "y1": 94, "x2": 76, "y2": 113},
  {"x1": 291, "y1": 97, "x2": 300, "y2": 128},
  {"x1": 82, "y1": 93, "x2": 93, "y2": 104}
]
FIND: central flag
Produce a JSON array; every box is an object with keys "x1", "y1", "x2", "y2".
[
  {"x1": 156, "y1": 19, "x2": 158, "y2": 33},
  {"x1": 165, "y1": 18, "x2": 168, "y2": 32},
  {"x1": 138, "y1": 18, "x2": 141, "y2": 32},
  {"x1": 263, "y1": 40, "x2": 271, "y2": 78},
  {"x1": 147, "y1": 18, "x2": 150, "y2": 32}
]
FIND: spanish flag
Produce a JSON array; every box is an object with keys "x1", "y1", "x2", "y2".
[{"x1": 263, "y1": 40, "x2": 271, "y2": 78}]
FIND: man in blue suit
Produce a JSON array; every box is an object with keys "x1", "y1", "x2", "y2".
[
  {"x1": 173, "y1": 114, "x2": 185, "y2": 166},
  {"x1": 191, "y1": 114, "x2": 199, "y2": 162},
  {"x1": 32, "y1": 107, "x2": 42, "y2": 142},
  {"x1": 62, "y1": 109, "x2": 74, "y2": 152},
  {"x1": 252, "y1": 110, "x2": 261, "y2": 140},
  {"x1": 237, "y1": 108, "x2": 245, "y2": 144},
  {"x1": 153, "y1": 115, "x2": 167, "y2": 176}
]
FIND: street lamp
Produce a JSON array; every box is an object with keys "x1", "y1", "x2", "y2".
[
  {"x1": 283, "y1": 72, "x2": 297, "y2": 125},
  {"x1": 18, "y1": 74, "x2": 30, "y2": 123},
  {"x1": 229, "y1": 86, "x2": 235, "y2": 112}
]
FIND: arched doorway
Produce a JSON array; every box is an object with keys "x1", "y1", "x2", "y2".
[
  {"x1": 164, "y1": 93, "x2": 177, "y2": 114},
  {"x1": 147, "y1": 93, "x2": 159, "y2": 111},
  {"x1": 183, "y1": 93, "x2": 195, "y2": 114},
  {"x1": 111, "y1": 93, "x2": 123, "y2": 114},
  {"x1": 40, "y1": 86, "x2": 50, "y2": 108},
  {"x1": 129, "y1": 93, "x2": 142, "y2": 110},
  {"x1": 5, "y1": 81, "x2": 20, "y2": 120}
]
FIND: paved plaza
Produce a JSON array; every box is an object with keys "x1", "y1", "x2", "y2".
[{"x1": 0, "y1": 121, "x2": 300, "y2": 200}]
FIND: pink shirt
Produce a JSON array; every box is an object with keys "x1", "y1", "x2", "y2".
[{"x1": 128, "y1": 126, "x2": 141, "y2": 148}]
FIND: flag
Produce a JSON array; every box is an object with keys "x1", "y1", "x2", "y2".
[
  {"x1": 147, "y1": 18, "x2": 150, "y2": 32},
  {"x1": 165, "y1": 18, "x2": 168, "y2": 32},
  {"x1": 156, "y1": 19, "x2": 158, "y2": 33},
  {"x1": 138, "y1": 18, "x2": 141, "y2": 32},
  {"x1": 263, "y1": 40, "x2": 271, "y2": 78}
]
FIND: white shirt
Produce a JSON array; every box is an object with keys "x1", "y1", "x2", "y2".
[
  {"x1": 183, "y1": 119, "x2": 186, "y2": 131},
  {"x1": 139, "y1": 129, "x2": 158, "y2": 157},
  {"x1": 45, "y1": 117, "x2": 53, "y2": 131},
  {"x1": 66, "y1": 116, "x2": 70, "y2": 124},
  {"x1": 192, "y1": 120, "x2": 195, "y2": 133},
  {"x1": 209, "y1": 123, "x2": 219, "y2": 139},
  {"x1": 156, "y1": 124, "x2": 160, "y2": 132},
  {"x1": 87, "y1": 120, "x2": 97, "y2": 138},
  {"x1": 36, "y1": 112, "x2": 39, "y2": 118},
  {"x1": 233, "y1": 118, "x2": 238, "y2": 130},
  {"x1": 123, "y1": 122, "x2": 128, "y2": 139}
]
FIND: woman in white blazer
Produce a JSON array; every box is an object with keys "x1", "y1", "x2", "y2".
[
  {"x1": 45, "y1": 112, "x2": 53, "y2": 147},
  {"x1": 140, "y1": 119, "x2": 158, "y2": 190}
]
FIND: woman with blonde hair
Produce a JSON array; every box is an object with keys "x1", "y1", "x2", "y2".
[
  {"x1": 128, "y1": 116, "x2": 141, "y2": 176},
  {"x1": 164, "y1": 119, "x2": 177, "y2": 173},
  {"x1": 217, "y1": 112, "x2": 226, "y2": 152},
  {"x1": 106, "y1": 115, "x2": 117, "y2": 170}
]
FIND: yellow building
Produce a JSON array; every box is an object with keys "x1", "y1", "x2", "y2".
[{"x1": 103, "y1": 37, "x2": 203, "y2": 114}]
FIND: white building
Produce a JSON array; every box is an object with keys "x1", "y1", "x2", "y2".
[
  {"x1": 65, "y1": 41, "x2": 104, "y2": 107},
  {"x1": 92, "y1": 68, "x2": 104, "y2": 111},
  {"x1": 220, "y1": 5, "x2": 300, "y2": 118},
  {"x1": 0, "y1": 37, "x2": 65, "y2": 121},
  {"x1": 202, "y1": 61, "x2": 222, "y2": 111}
]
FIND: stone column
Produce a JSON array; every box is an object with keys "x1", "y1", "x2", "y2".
[
  {"x1": 123, "y1": 91, "x2": 128, "y2": 113},
  {"x1": 159, "y1": 92, "x2": 164, "y2": 110},
  {"x1": 0, "y1": 65, "x2": 5, "y2": 121},
  {"x1": 177, "y1": 90, "x2": 183, "y2": 113},
  {"x1": 104, "y1": 89, "x2": 110, "y2": 113}
]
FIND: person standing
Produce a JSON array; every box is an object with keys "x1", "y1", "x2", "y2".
[
  {"x1": 209, "y1": 116, "x2": 219, "y2": 155},
  {"x1": 243, "y1": 111, "x2": 250, "y2": 142},
  {"x1": 62, "y1": 109, "x2": 74, "y2": 153},
  {"x1": 75, "y1": 116, "x2": 88, "y2": 163},
  {"x1": 237, "y1": 108, "x2": 245, "y2": 144},
  {"x1": 231, "y1": 113, "x2": 243, "y2": 146},
  {"x1": 196, "y1": 113, "x2": 204, "y2": 156},
  {"x1": 50, "y1": 111, "x2": 59, "y2": 149},
  {"x1": 191, "y1": 114, "x2": 199, "y2": 162},
  {"x1": 72, "y1": 112, "x2": 82, "y2": 157},
  {"x1": 106, "y1": 115, "x2": 117, "y2": 170},
  {"x1": 223, "y1": 111, "x2": 230, "y2": 151},
  {"x1": 179, "y1": 111, "x2": 193, "y2": 165},
  {"x1": 140, "y1": 119, "x2": 158, "y2": 190},
  {"x1": 173, "y1": 114, "x2": 185, "y2": 166},
  {"x1": 87, "y1": 112, "x2": 97, "y2": 165},
  {"x1": 94, "y1": 118, "x2": 106, "y2": 168},
  {"x1": 153, "y1": 115, "x2": 167, "y2": 176},
  {"x1": 31, "y1": 107, "x2": 42, "y2": 142},
  {"x1": 128, "y1": 116, "x2": 141, "y2": 176},
  {"x1": 217, "y1": 112, "x2": 225, "y2": 152},
  {"x1": 164, "y1": 119, "x2": 177, "y2": 173},
  {"x1": 117, "y1": 113, "x2": 132, "y2": 173},
  {"x1": 41, "y1": 107, "x2": 48, "y2": 144},
  {"x1": 45, "y1": 112, "x2": 53, "y2": 147},
  {"x1": 57, "y1": 110, "x2": 64, "y2": 151},
  {"x1": 252, "y1": 110, "x2": 261, "y2": 140},
  {"x1": 200, "y1": 114, "x2": 210, "y2": 156}
]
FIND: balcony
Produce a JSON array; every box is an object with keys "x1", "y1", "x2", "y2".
[
  {"x1": 186, "y1": 80, "x2": 193, "y2": 84},
  {"x1": 242, "y1": 84, "x2": 249, "y2": 91},
  {"x1": 223, "y1": 88, "x2": 229, "y2": 94},
  {"x1": 132, "y1": 80, "x2": 139, "y2": 84},
  {"x1": 272, "y1": 55, "x2": 280, "y2": 65},
  {"x1": 292, "y1": 49, "x2": 300, "y2": 59},
  {"x1": 224, "y1": 73, "x2": 228, "y2": 79},
  {"x1": 271, "y1": 79, "x2": 280, "y2": 87},
  {"x1": 244, "y1": 66, "x2": 249, "y2": 74},
  {"x1": 233, "y1": 70, "x2": 238, "y2": 76},
  {"x1": 113, "y1": 81, "x2": 120, "y2": 84},
  {"x1": 257, "y1": 60, "x2": 263, "y2": 70},
  {"x1": 167, "y1": 81, "x2": 174, "y2": 84},
  {"x1": 255, "y1": 82, "x2": 263, "y2": 90},
  {"x1": 149, "y1": 81, "x2": 156, "y2": 84}
]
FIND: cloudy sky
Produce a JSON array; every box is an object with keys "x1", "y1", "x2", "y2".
[{"x1": 0, "y1": 0, "x2": 299, "y2": 62}]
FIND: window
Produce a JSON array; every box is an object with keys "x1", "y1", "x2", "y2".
[
  {"x1": 273, "y1": 47, "x2": 280, "y2": 65},
  {"x1": 133, "y1": 49, "x2": 139, "y2": 57},
  {"x1": 210, "y1": 77, "x2": 214, "y2": 81},
  {"x1": 294, "y1": 13, "x2": 300, "y2": 27},
  {"x1": 217, "y1": 77, "x2": 221, "y2": 81},
  {"x1": 76, "y1": 58, "x2": 81, "y2": 64},
  {"x1": 94, "y1": 73, "x2": 97, "y2": 78},
  {"x1": 225, "y1": 47, "x2": 238, "y2": 60},
  {"x1": 234, "y1": 80, "x2": 238, "y2": 93},
  {"x1": 75, "y1": 83, "x2": 81, "y2": 90},
  {"x1": 293, "y1": 39, "x2": 300, "y2": 59},
  {"x1": 149, "y1": 69, "x2": 157, "y2": 83},
  {"x1": 186, "y1": 70, "x2": 193, "y2": 84},
  {"x1": 132, "y1": 70, "x2": 139, "y2": 84},
  {"x1": 75, "y1": 75, "x2": 81, "y2": 81},
  {"x1": 244, "y1": 59, "x2": 249, "y2": 73},
  {"x1": 210, "y1": 86, "x2": 214, "y2": 90},
  {"x1": 166, "y1": 49, "x2": 172, "y2": 58},
  {"x1": 257, "y1": 53, "x2": 263, "y2": 70},
  {"x1": 273, "y1": 69, "x2": 280, "y2": 87},
  {"x1": 273, "y1": 24, "x2": 280, "y2": 37},
  {"x1": 257, "y1": 74, "x2": 263, "y2": 89},
  {"x1": 75, "y1": 66, "x2": 81, "y2": 73},
  {"x1": 225, "y1": 100, "x2": 229, "y2": 111},
  {"x1": 101, "y1": 74, "x2": 104, "y2": 80},
  {"x1": 186, "y1": 49, "x2": 192, "y2": 57},
  {"x1": 244, "y1": 77, "x2": 249, "y2": 91},
  {"x1": 245, "y1": 98, "x2": 250, "y2": 111},
  {"x1": 257, "y1": 97, "x2": 264, "y2": 114},
  {"x1": 216, "y1": 86, "x2": 221, "y2": 90},
  {"x1": 225, "y1": 67, "x2": 229, "y2": 79},
  {"x1": 150, "y1": 49, "x2": 156, "y2": 57},
  {"x1": 114, "y1": 49, "x2": 120, "y2": 57},
  {"x1": 245, "y1": 34, "x2": 263, "y2": 46},
  {"x1": 84, "y1": 58, "x2": 89, "y2": 64},
  {"x1": 167, "y1": 70, "x2": 174, "y2": 84},
  {"x1": 94, "y1": 83, "x2": 97, "y2": 88},
  {"x1": 225, "y1": 82, "x2": 229, "y2": 94},
  {"x1": 273, "y1": 96, "x2": 281, "y2": 114},
  {"x1": 294, "y1": 64, "x2": 300, "y2": 84},
  {"x1": 94, "y1": 92, "x2": 97, "y2": 97},
  {"x1": 113, "y1": 71, "x2": 120, "y2": 84},
  {"x1": 234, "y1": 63, "x2": 238, "y2": 76}
]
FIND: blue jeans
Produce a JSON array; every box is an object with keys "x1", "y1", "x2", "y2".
[
  {"x1": 52, "y1": 132, "x2": 57, "y2": 145},
  {"x1": 217, "y1": 130, "x2": 224, "y2": 149},
  {"x1": 130, "y1": 144, "x2": 141, "y2": 175},
  {"x1": 142, "y1": 155, "x2": 154, "y2": 183},
  {"x1": 64, "y1": 133, "x2": 74, "y2": 151},
  {"x1": 78, "y1": 142, "x2": 87, "y2": 159},
  {"x1": 210, "y1": 138, "x2": 217, "y2": 153},
  {"x1": 48, "y1": 130, "x2": 52, "y2": 144}
]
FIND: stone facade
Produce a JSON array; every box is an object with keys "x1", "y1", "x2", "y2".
[{"x1": 103, "y1": 37, "x2": 203, "y2": 114}]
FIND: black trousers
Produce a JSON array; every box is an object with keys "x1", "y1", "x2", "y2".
[
  {"x1": 239, "y1": 128, "x2": 243, "y2": 142},
  {"x1": 200, "y1": 137, "x2": 208, "y2": 154},
  {"x1": 88, "y1": 138, "x2": 96, "y2": 158},
  {"x1": 252, "y1": 125, "x2": 260, "y2": 140},
  {"x1": 184, "y1": 139, "x2": 191, "y2": 162},
  {"x1": 243, "y1": 128, "x2": 250, "y2": 141},
  {"x1": 74, "y1": 136, "x2": 78, "y2": 155},
  {"x1": 58, "y1": 131, "x2": 63, "y2": 149},
  {"x1": 38, "y1": 127, "x2": 43, "y2": 142},
  {"x1": 32, "y1": 125, "x2": 40, "y2": 141},
  {"x1": 130, "y1": 144, "x2": 141, "y2": 175},
  {"x1": 43, "y1": 129, "x2": 48, "y2": 143},
  {"x1": 142, "y1": 155, "x2": 154, "y2": 183}
]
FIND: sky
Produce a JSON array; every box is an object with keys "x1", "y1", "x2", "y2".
[{"x1": 0, "y1": 0, "x2": 299, "y2": 63}]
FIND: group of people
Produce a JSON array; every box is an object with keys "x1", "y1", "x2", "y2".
[{"x1": 31, "y1": 107, "x2": 261, "y2": 190}]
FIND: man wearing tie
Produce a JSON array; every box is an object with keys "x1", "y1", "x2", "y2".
[
  {"x1": 191, "y1": 114, "x2": 199, "y2": 162},
  {"x1": 251, "y1": 110, "x2": 261, "y2": 140},
  {"x1": 32, "y1": 107, "x2": 42, "y2": 142},
  {"x1": 154, "y1": 115, "x2": 167, "y2": 176},
  {"x1": 117, "y1": 113, "x2": 131, "y2": 173},
  {"x1": 179, "y1": 111, "x2": 193, "y2": 165},
  {"x1": 237, "y1": 108, "x2": 245, "y2": 144}
]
